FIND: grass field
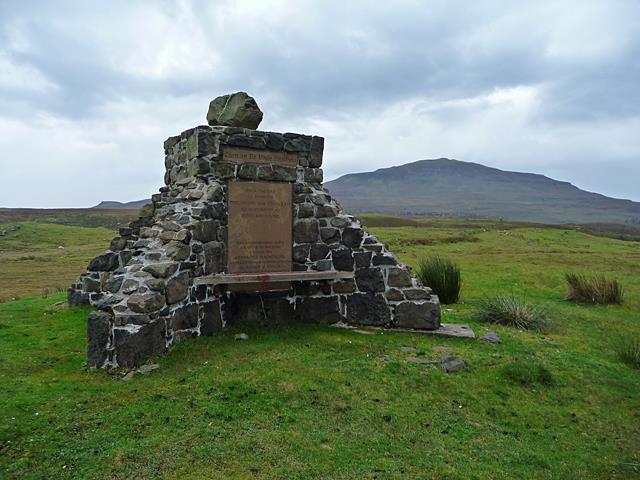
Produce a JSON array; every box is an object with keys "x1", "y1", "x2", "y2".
[
  {"x1": 1, "y1": 218, "x2": 639, "y2": 479},
  {"x1": 0, "y1": 222, "x2": 114, "y2": 302}
]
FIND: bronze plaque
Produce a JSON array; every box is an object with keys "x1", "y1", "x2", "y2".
[
  {"x1": 227, "y1": 180, "x2": 292, "y2": 274},
  {"x1": 223, "y1": 147, "x2": 298, "y2": 167}
]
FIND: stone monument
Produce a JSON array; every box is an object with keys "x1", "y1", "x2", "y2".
[{"x1": 69, "y1": 92, "x2": 441, "y2": 368}]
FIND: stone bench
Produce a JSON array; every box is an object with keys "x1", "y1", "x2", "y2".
[{"x1": 194, "y1": 270, "x2": 354, "y2": 286}]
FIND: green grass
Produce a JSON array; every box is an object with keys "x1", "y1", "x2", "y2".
[
  {"x1": 0, "y1": 222, "x2": 113, "y2": 302},
  {"x1": 502, "y1": 359, "x2": 556, "y2": 387},
  {"x1": 1, "y1": 218, "x2": 640, "y2": 478}
]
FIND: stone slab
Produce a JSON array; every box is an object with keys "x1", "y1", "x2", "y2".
[
  {"x1": 194, "y1": 270, "x2": 353, "y2": 285},
  {"x1": 332, "y1": 322, "x2": 475, "y2": 339}
]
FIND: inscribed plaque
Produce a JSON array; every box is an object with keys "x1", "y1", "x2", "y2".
[
  {"x1": 223, "y1": 147, "x2": 298, "y2": 167},
  {"x1": 227, "y1": 181, "x2": 292, "y2": 274}
]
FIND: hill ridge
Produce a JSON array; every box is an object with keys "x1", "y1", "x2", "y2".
[{"x1": 325, "y1": 158, "x2": 640, "y2": 224}]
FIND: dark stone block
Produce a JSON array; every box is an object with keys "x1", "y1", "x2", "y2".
[
  {"x1": 309, "y1": 136, "x2": 324, "y2": 168},
  {"x1": 320, "y1": 227, "x2": 340, "y2": 244},
  {"x1": 346, "y1": 293, "x2": 390, "y2": 326},
  {"x1": 113, "y1": 320, "x2": 167, "y2": 368},
  {"x1": 265, "y1": 132, "x2": 285, "y2": 150},
  {"x1": 284, "y1": 137, "x2": 309, "y2": 153},
  {"x1": 200, "y1": 301, "x2": 222, "y2": 335},
  {"x1": 127, "y1": 292, "x2": 166, "y2": 313},
  {"x1": 372, "y1": 254, "x2": 397, "y2": 266},
  {"x1": 192, "y1": 220, "x2": 218, "y2": 242},
  {"x1": 403, "y1": 288, "x2": 431, "y2": 300},
  {"x1": 395, "y1": 301, "x2": 440, "y2": 330},
  {"x1": 118, "y1": 227, "x2": 133, "y2": 237},
  {"x1": 342, "y1": 228, "x2": 364, "y2": 249},
  {"x1": 293, "y1": 244, "x2": 310, "y2": 263},
  {"x1": 106, "y1": 275, "x2": 124, "y2": 293},
  {"x1": 88, "y1": 253, "x2": 119, "y2": 272},
  {"x1": 295, "y1": 296, "x2": 342, "y2": 324},
  {"x1": 165, "y1": 241, "x2": 190, "y2": 261},
  {"x1": 227, "y1": 135, "x2": 266, "y2": 149},
  {"x1": 142, "y1": 263, "x2": 178, "y2": 278},
  {"x1": 164, "y1": 135, "x2": 181, "y2": 152},
  {"x1": 385, "y1": 288, "x2": 405, "y2": 301},
  {"x1": 110, "y1": 237, "x2": 127, "y2": 251},
  {"x1": 304, "y1": 168, "x2": 323, "y2": 184},
  {"x1": 309, "y1": 243, "x2": 330, "y2": 261},
  {"x1": 211, "y1": 162, "x2": 236, "y2": 179},
  {"x1": 355, "y1": 268, "x2": 385, "y2": 292},
  {"x1": 293, "y1": 262, "x2": 308, "y2": 271},
  {"x1": 387, "y1": 267, "x2": 413, "y2": 287},
  {"x1": 353, "y1": 251, "x2": 372, "y2": 269},
  {"x1": 186, "y1": 130, "x2": 217, "y2": 158},
  {"x1": 315, "y1": 205, "x2": 337, "y2": 218},
  {"x1": 297, "y1": 203, "x2": 315, "y2": 218},
  {"x1": 272, "y1": 165, "x2": 298, "y2": 182},
  {"x1": 166, "y1": 271, "x2": 190, "y2": 304},
  {"x1": 332, "y1": 248, "x2": 354, "y2": 271},
  {"x1": 83, "y1": 276, "x2": 101, "y2": 293},
  {"x1": 238, "y1": 163, "x2": 259, "y2": 180},
  {"x1": 68, "y1": 288, "x2": 90, "y2": 307},
  {"x1": 203, "y1": 241, "x2": 225, "y2": 275},
  {"x1": 171, "y1": 304, "x2": 199, "y2": 330},
  {"x1": 333, "y1": 279, "x2": 356, "y2": 294},
  {"x1": 294, "y1": 218, "x2": 319, "y2": 243},
  {"x1": 87, "y1": 311, "x2": 111, "y2": 367}
]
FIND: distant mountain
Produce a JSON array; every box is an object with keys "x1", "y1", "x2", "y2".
[
  {"x1": 92, "y1": 199, "x2": 150, "y2": 209},
  {"x1": 325, "y1": 158, "x2": 640, "y2": 225}
]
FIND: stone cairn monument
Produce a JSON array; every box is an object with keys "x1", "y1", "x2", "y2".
[{"x1": 69, "y1": 92, "x2": 441, "y2": 368}]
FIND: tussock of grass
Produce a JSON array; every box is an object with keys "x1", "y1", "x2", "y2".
[
  {"x1": 502, "y1": 359, "x2": 555, "y2": 386},
  {"x1": 616, "y1": 337, "x2": 640, "y2": 369},
  {"x1": 565, "y1": 272, "x2": 623, "y2": 304},
  {"x1": 476, "y1": 294, "x2": 551, "y2": 332},
  {"x1": 416, "y1": 256, "x2": 461, "y2": 304}
]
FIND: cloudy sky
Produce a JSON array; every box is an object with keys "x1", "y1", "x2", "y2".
[{"x1": 1, "y1": 0, "x2": 639, "y2": 207}]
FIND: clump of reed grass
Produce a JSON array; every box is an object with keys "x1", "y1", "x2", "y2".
[
  {"x1": 416, "y1": 256, "x2": 461, "y2": 304},
  {"x1": 565, "y1": 273, "x2": 623, "y2": 305},
  {"x1": 616, "y1": 337, "x2": 640, "y2": 369},
  {"x1": 476, "y1": 294, "x2": 551, "y2": 332}
]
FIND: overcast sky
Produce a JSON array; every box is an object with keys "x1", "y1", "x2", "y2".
[{"x1": 1, "y1": 0, "x2": 639, "y2": 207}]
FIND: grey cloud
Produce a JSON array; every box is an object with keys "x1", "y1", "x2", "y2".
[{"x1": 0, "y1": 0, "x2": 639, "y2": 206}]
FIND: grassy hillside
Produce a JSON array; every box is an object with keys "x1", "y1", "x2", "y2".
[
  {"x1": 1, "y1": 220, "x2": 639, "y2": 478},
  {"x1": 0, "y1": 222, "x2": 113, "y2": 302},
  {"x1": 326, "y1": 159, "x2": 640, "y2": 224},
  {"x1": 0, "y1": 208, "x2": 139, "y2": 229}
]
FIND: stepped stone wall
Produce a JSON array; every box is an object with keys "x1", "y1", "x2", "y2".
[{"x1": 69, "y1": 124, "x2": 441, "y2": 368}]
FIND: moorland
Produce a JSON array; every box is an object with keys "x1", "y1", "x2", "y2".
[{"x1": 0, "y1": 212, "x2": 639, "y2": 479}]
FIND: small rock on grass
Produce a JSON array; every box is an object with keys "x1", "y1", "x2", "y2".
[
  {"x1": 234, "y1": 333, "x2": 249, "y2": 341},
  {"x1": 480, "y1": 331, "x2": 501, "y2": 344},
  {"x1": 137, "y1": 363, "x2": 160, "y2": 375},
  {"x1": 122, "y1": 371, "x2": 135, "y2": 381},
  {"x1": 440, "y1": 355, "x2": 466, "y2": 373}
]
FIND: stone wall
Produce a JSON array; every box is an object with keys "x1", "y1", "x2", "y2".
[{"x1": 69, "y1": 125, "x2": 441, "y2": 368}]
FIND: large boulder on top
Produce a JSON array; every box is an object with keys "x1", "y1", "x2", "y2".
[{"x1": 206, "y1": 92, "x2": 263, "y2": 129}]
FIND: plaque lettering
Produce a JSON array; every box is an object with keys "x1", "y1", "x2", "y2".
[
  {"x1": 228, "y1": 181, "x2": 292, "y2": 274},
  {"x1": 223, "y1": 147, "x2": 298, "y2": 167}
]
